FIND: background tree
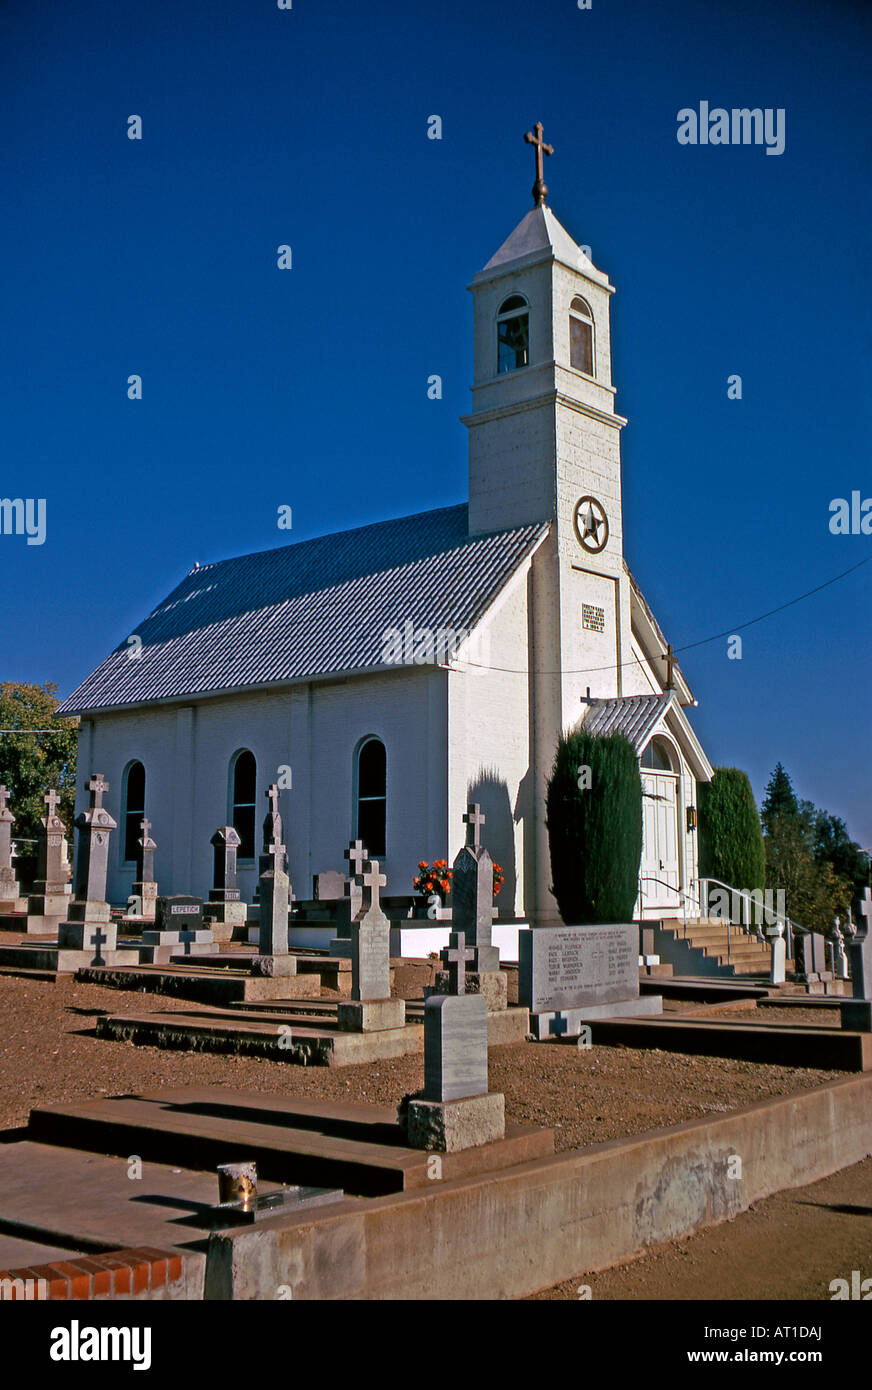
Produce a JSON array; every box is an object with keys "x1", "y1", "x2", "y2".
[
  {"x1": 546, "y1": 729, "x2": 642, "y2": 923},
  {"x1": 0, "y1": 683, "x2": 78, "y2": 887},
  {"x1": 697, "y1": 767, "x2": 765, "y2": 892},
  {"x1": 760, "y1": 761, "x2": 798, "y2": 834},
  {"x1": 759, "y1": 764, "x2": 859, "y2": 935}
]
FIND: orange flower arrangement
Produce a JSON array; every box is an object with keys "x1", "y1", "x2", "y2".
[
  {"x1": 493, "y1": 863, "x2": 505, "y2": 896},
  {"x1": 413, "y1": 859, "x2": 453, "y2": 902}
]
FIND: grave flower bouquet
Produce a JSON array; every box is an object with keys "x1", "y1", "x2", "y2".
[
  {"x1": 414, "y1": 860, "x2": 453, "y2": 903},
  {"x1": 492, "y1": 862, "x2": 505, "y2": 896}
]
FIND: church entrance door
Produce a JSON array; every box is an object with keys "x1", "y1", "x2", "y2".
[{"x1": 640, "y1": 770, "x2": 680, "y2": 911}]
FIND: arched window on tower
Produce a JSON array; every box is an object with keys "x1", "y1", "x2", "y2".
[
  {"x1": 230, "y1": 750, "x2": 257, "y2": 859},
  {"x1": 122, "y1": 761, "x2": 146, "y2": 863},
  {"x1": 569, "y1": 296, "x2": 595, "y2": 376},
  {"x1": 497, "y1": 294, "x2": 529, "y2": 374},
  {"x1": 355, "y1": 737, "x2": 386, "y2": 857}
]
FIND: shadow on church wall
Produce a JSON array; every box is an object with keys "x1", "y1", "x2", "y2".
[{"x1": 467, "y1": 768, "x2": 516, "y2": 917}]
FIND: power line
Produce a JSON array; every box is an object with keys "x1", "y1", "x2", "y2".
[{"x1": 456, "y1": 552, "x2": 872, "y2": 677}]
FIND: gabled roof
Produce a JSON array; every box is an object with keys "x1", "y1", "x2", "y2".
[
  {"x1": 57, "y1": 504, "x2": 549, "y2": 716},
  {"x1": 581, "y1": 692, "x2": 713, "y2": 782}
]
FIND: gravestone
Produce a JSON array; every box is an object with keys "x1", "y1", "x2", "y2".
[
  {"x1": 831, "y1": 920, "x2": 849, "y2": 980},
  {"x1": 0, "y1": 786, "x2": 26, "y2": 914},
  {"x1": 337, "y1": 860, "x2": 405, "y2": 1032},
  {"x1": 765, "y1": 922, "x2": 786, "y2": 985},
  {"x1": 58, "y1": 774, "x2": 118, "y2": 951},
  {"x1": 804, "y1": 930, "x2": 833, "y2": 985},
  {"x1": 313, "y1": 870, "x2": 345, "y2": 901},
  {"x1": 519, "y1": 922, "x2": 663, "y2": 1038},
  {"x1": 130, "y1": 818, "x2": 158, "y2": 922},
  {"x1": 205, "y1": 826, "x2": 248, "y2": 937},
  {"x1": 26, "y1": 788, "x2": 73, "y2": 932},
  {"x1": 842, "y1": 888, "x2": 872, "y2": 1032},
  {"x1": 404, "y1": 927, "x2": 505, "y2": 1152},
  {"x1": 328, "y1": 839, "x2": 367, "y2": 958},
  {"x1": 142, "y1": 895, "x2": 216, "y2": 958},
  {"x1": 440, "y1": 804, "x2": 505, "y2": 1010},
  {"x1": 251, "y1": 794, "x2": 298, "y2": 978}
]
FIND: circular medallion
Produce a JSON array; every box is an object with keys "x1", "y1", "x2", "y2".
[{"x1": 573, "y1": 495, "x2": 609, "y2": 554}]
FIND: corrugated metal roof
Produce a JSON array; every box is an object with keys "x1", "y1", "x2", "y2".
[
  {"x1": 58, "y1": 504, "x2": 548, "y2": 715},
  {"x1": 581, "y1": 693, "x2": 675, "y2": 750}
]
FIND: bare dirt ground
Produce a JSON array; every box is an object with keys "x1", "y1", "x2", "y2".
[
  {"x1": 0, "y1": 973, "x2": 846, "y2": 1150},
  {"x1": 528, "y1": 1157, "x2": 872, "y2": 1301}
]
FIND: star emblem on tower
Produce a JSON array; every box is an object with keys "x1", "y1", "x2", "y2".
[{"x1": 572, "y1": 496, "x2": 609, "y2": 554}]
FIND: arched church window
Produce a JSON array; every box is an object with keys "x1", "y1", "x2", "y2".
[
  {"x1": 122, "y1": 761, "x2": 146, "y2": 862},
  {"x1": 230, "y1": 750, "x2": 257, "y2": 859},
  {"x1": 569, "y1": 296, "x2": 595, "y2": 376},
  {"x1": 641, "y1": 737, "x2": 675, "y2": 771},
  {"x1": 356, "y1": 737, "x2": 386, "y2": 857},
  {"x1": 497, "y1": 295, "x2": 529, "y2": 374}
]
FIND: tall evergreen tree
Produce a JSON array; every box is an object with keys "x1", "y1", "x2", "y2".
[
  {"x1": 698, "y1": 767, "x2": 765, "y2": 891},
  {"x1": 760, "y1": 762, "x2": 798, "y2": 835}
]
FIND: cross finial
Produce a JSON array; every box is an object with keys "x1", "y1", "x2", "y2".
[
  {"x1": 87, "y1": 773, "x2": 109, "y2": 808},
  {"x1": 345, "y1": 839, "x2": 367, "y2": 878},
  {"x1": 663, "y1": 644, "x2": 676, "y2": 691},
  {"x1": 360, "y1": 858, "x2": 387, "y2": 915},
  {"x1": 44, "y1": 788, "x2": 60, "y2": 819},
  {"x1": 463, "y1": 803, "x2": 486, "y2": 851},
  {"x1": 440, "y1": 929, "x2": 474, "y2": 995},
  {"x1": 139, "y1": 817, "x2": 153, "y2": 843},
  {"x1": 267, "y1": 784, "x2": 280, "y2": 817},
  {"x1": 524, "y1": 121, "x2": 554, "y2": 207}
]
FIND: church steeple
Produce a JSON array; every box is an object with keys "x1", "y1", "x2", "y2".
[{"x1": 464, "y1": 124, "x2": 626, "y2": 579}]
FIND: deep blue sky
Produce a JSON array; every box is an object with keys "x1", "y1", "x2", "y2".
[{"x1": 1, "y1": 0, "x2": 869, "y2": 843}]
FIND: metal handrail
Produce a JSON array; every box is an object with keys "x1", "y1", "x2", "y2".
[{"x1": 697, "y1": 876, "x2": 813, "y2": 962}]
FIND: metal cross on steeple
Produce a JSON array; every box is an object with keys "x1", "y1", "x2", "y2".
[{"x1": 524, "y1": 121, "x2": 554, "y2": 206}]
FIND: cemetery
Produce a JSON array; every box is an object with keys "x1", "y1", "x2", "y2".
[{"x1": 0, "y1": 772, "x2": 870, "y2": 1300}]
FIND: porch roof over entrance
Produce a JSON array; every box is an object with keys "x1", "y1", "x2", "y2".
[{"x1": 580, "y1": 692, "x2": 713, "y2": 782}]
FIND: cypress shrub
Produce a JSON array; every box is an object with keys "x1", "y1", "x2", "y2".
[
  {"x1": 698, "y1": 767, "x2": 765, "y2": 891},
  {"x1": 546, "y1": 729, "x2": 643, "y2": 923}
]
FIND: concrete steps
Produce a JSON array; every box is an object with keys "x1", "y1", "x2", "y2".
[{"x1": 653, "y1": 919, "x2": 793, "y2": 980}]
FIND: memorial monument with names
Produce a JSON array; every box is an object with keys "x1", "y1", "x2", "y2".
[{"x1": 519, "y1": 921, "x2": 662, "y2": 1038}]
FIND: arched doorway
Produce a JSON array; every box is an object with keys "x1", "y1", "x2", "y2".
[{"x1": 639, "y1": 736, "x2": 681, "y2": 911}]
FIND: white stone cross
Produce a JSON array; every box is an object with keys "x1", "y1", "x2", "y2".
[
  {"x1": 858, "y1": 886, "x2": 872, "y2": 938},
  {"x1": 441, "y1": 930, "x2": 474, "y2": 996},
  {"x1": 463, "y1": 803, "x2": 486, "y2": 851},
  {"x1": 44, "y1": 788, "x2": 60, "y2": 819},
  {"x1": 359, "y1": 859, "x2": 387, "y2": 916},
  {"x1": 87, "y1": 773, "x2": 109, "y2": 808},
  {"x1": 345, "y1": 839, "x2": 367, "y2": 878},
  {"x1": 266, "y1": 784, "x2": 280, "y2": 818}
]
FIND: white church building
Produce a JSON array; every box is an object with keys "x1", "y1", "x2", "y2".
[{"x1": 58, "y1": 134, "x2": 714, "y2": 924}]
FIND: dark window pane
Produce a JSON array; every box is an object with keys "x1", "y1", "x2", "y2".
[
  {"x1": 232, "y1": 751, "x2": 257, "y2": 857},
  {"x1": 233, "y1": 750, "x2": 256, "y2": 804},
  {"x1": 499, "y1": 294, "x2": 527, "y2": 314},
  {"x1": 498, "y1": 313, "x2": 529, "y2": 373},
  {"x1": 357, "y1": 798, "x2": 386, "y2": 858},
  {"x1": 358, "y1": 739, "x2": 386, "y2": 798},
  {"x1": 570, "y1": 316, "x2": 593, "y2": 374},
  {"x1": 234, "y1": 805, "x2": 256, "y2": 860},
  {"x1": 124, "y1": 762, "x2": 145, "y2": 861}
]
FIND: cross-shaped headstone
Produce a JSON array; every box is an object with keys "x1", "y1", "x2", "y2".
[
  {"x1": 345, "y1": 839, "x2": 367, "y2": 878},
  {"x1": 267, "y1": 784, "x2": 280, "y2": 819},
  {"x1": 359, "y1": 859, "x2": 387, "y2": 917},
  {"x1": 440, "y1": 930, "x2": 474, "y2": 996},
  {"x1": 0, "y1": 786, "x2": 9, "y2": 815},
  {"x1": 463, "y1": 803, "x2": 486, "y2": 851},
  {"x1": 140, "y1": 817, "x2": 152, "y2": 841},
  {"x1": 87, "y1": 773, "x2": 109, "y2": 808},
  {"x1": 44, "y1": 789, "x2": 60, "y2": 820},
  {"x1": 524, "y1": 121, "x2": 553, "y2": 207},
  {"x1": 858, "y1": 887, "x2": 872, "y2": 937}
]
